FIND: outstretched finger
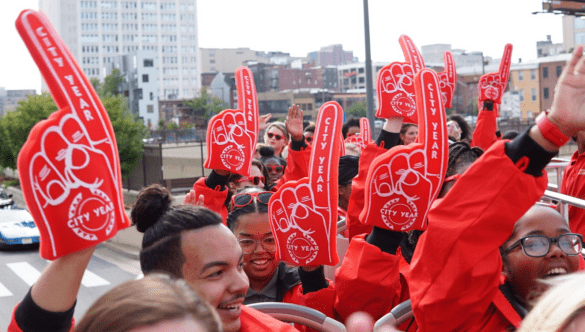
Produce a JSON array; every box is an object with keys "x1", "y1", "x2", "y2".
[
  {"x1": 437, "y1": 51, "x2": 457, "y2": 108},
  {"x1": 571, "y1": 46, "x2": 585, "y2": 75},
  {"x1": 497, "y1": 44, "x2": 513, "y2": 87},
  {"x1": 414, "y1": 69, "x2": 448, "y2": 198},
  {"x1": 399, "y1": 34, "x2": 425, "y2": 73},
  {"x1": 236, "y1": 67, "x2": 258, "y2": 136},
  {"x1": 360, "y1": 117, "x2": 371, "y2": 143}
]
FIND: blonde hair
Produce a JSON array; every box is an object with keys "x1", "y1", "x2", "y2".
[
  {"x1": 518, "y1": 272, "x2": 585, "y2": 332},
  {"x1": 75, "y1": 273, "x2": 221, "y2": 332}
]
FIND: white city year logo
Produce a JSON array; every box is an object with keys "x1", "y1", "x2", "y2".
[
  {"x1": 391, "y1": 94, "x2": 416, "y2": 117},
  {"x1": 286, "y1": 232, "x2": 318, "y2": 265},
  {"x1": 220, "y1": 144, "x2": 245, "y2": 171},
  {"x1": 67, "y1": 189, "x2": 115, "y2": 241},
  {"x1": 380, "y1": 197, "x2": 418, "y2": 231}
]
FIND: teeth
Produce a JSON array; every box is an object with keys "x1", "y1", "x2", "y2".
[
  {"x1": 254, "y1": 259, "x2": 268, "y2": 264},
  {"x1": 218, "y1": 305, "x2": 240, "y2": 311},
  {"x1": 546, "y1": 268, "x2": 567, "y2": 276}
]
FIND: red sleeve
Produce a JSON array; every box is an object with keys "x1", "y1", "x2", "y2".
[
  {"x1": 240, "y1": 305, "x2": 299, "y2": 332},
  {"x1": 346, "y1": 142, "x2": 387, "y2": 239},
  {"x1": 189, "y1": 177, "x2": 228, "y2": 222},
  {"x1": 471, "y1": 109, "x2": 497, "y2": 151},
  {"x1": 334, "y1": 234, "x2": 406, "y2": 322},
  {"x1": 409, "y1": 141, "x2": 548, "y2": 331},
  {"x1": 273, "y1": 144, "x2": 312, "y2": 191},
  {"x1": 283, "y1": 281, "x2": 336, "y2": 319}
]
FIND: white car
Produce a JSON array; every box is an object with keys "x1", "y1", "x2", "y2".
[{"x1": 0, "y1": 209, "x2": 40, "y2": 247}]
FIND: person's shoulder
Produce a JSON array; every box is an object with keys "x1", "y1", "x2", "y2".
[{"x1": 240, "y1": 305, "x2": 298, "y2": 331}]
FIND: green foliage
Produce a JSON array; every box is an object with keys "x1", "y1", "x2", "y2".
[
  {"x1": 0, "y1": 94, "x2": 57, "y2": 170},
  {"x1": 97, "y1": 68, "x2": 124, "y2": 97},
  {"x1": 345, "y1": 101, "x2": 367, "y2": 118},
  {"x1": 158, "y1": 119, "x2": 166, "y2": 129},
  {"x1": 0, "y1": 93, "x2": 147, "y2": 178},
  {"x1": 167, "y1": 121, "x2": 179, "y2": 130},
  {"x1": 183, "y1": 89, "x2": 227, "y2": 123}
]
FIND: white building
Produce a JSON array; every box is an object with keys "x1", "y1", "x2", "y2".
[
  {"x1": 106, "y1": 50, "x2": 159, "y2": 128},
  {"x1": 39, "y1": 0, "x2": 200, "y2": 100}
]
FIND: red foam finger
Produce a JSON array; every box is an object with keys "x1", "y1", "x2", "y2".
[
  {"x1": 399, "y1": 34, "x2": 425, "y2": 74},
  {"x1": 16, "y1": 10, "x2": 129, "y2": 259},
  {"x1": 376, "y1": 62, "x2": 417, "y2": 122},
  {"x1": 437, "y1": 51, "x2": 457, "y2": 108},
  {"x1": 205, "y1": 109, "x2": 253, "y2": 175},
  {"x1": 479, "y1": 44, "x2": 513, "y2": 108},
  {"x1": 235, "y1": 66, "x2": 259, "y2": 161},
  {"x1": 360, "y1": 69, "x2": 447, "y2": 232},
  {"x1": 416, "y1": 69, "x2": 448, "y2": 197},
  {"x1": 268, "y1": 102, "x2": 343, "y2": 266},
  {"x1": 360, "y1": 117, "x2": 371, "y2": 143}
]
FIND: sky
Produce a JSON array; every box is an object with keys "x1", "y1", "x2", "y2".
[{"x1": 0, "y1": 1, "x2": 566, "y2": 93}]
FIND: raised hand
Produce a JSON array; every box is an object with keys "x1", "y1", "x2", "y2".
[
  {"x1": 344, "y1": 117, "x2": 372, "y2": 153},
  {"x1": 15, "y1": 10, "x2": 129, "y2": 259},
  {"x1": 436, "y1": 51, "x2": 457, "y2": 108},
  {"x1": 285, "y1": 104, "x2": 304, "y2": 141},
  {"x1": 546, "y1": 46, "x2": 585, "y2": 138},
  {"x1": 478, "y1": 44, "x2": 512, "y2": 115},
  {"x1": 205, "y1": 67, "x2": 259, "y2": 176},
  {"x1": 269, "y1": 102, "x2": 343, "y2": 266},
  {"x1": 376, "y1": 35, "x2": 425, "y2": 123},
  {"x1": 259, "y1": 114, "x2": 272, "y2": 132},
  {"x1": 360, "y1": 69, "x2": 448, "y2": 231}
]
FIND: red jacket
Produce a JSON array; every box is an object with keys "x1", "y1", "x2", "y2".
[
  {"x1": 560, "y1": 150, "x2": 585, "y2": 237},
  {"x1": 409, "y1": 141, "x2": 548, "y2": 331},
  {"x1": 240, "y1": 305, "x2": 299, "y2": 331},
  {"x1": 472, "y1": 108, "x2": 498, "y2": 151}
]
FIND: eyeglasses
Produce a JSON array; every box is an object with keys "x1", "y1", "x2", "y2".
[
  {"x1": 266, "y1": 165, "x2": 284, "y2": 173},
  {"x1": 504, "y1": 233, "x2": 583, "y2": 257},
  {"x1": 230, "y1": 191, "x2": 273, "y2": 212},
  {"x1": 238, "y1": 237, "x2": 276, "y2": 254},
  {"x1": 305, "y1": 136, "x2": 313, "y2": 143},
  {"x1": 234, "y1": 176, "x2": 265, "y2": 185},
  {"x1": 267, "y1": 133, "x2": 283, "y2": 140}
]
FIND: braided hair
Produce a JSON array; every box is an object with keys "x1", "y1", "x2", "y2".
[{"x1": 438, "y1": 141, "x2": 484, "y2": 198}]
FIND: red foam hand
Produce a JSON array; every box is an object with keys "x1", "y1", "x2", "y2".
[
  {"x1": 269, "y1": 102, "x2": 343, "y2": 266},
  {"x1": 376, "y1": 35, "x2": 425, "y2": 122},
  {"x1": 205, "y1": 66, "x2": 258, "y2": 176},
  {"x1": 437, "y1": 51, "x2": 457, "y2": 108},
  {"x1": 478, "y1": 44, "x2": 513, "y2": 111},
  {"x1": 15, "y1": 10, "x2": 129, "y2": 259},
  {"x1": 344, "y1": 117, "x2": 372, "y2": 153},
  {"x1": 360, "y1": 69, "x2": 448, "y2": 231}
]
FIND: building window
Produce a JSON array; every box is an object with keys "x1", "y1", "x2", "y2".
[
  {"x1": 543, "y1": 87, "x2": 549, "y2": 99},
  {"x1": 144, "y1": 59, "x2": 154, "y2": 67},
  {"x1": 147, "y1": 105, "x2": 154, "y2": 113},
  {"x1": 359, "y1": 77, "x2": 365, "y2": 83},
  {"x1": 518, "y1": 71, "x2": 523, "y2": 81},
  {"x1": 531, "y1": 88, "x2": 537, "y2": 102},
  {"x1": 531, "y1": 70, "x2": 536, "y2": 80},
  {"x1": 519, "y1": 89, "x2": 524, "y2": 102},
  {"x1": 557, "y1": 65, "x2": 562, "y2": 77},
  {"x1": 142, "y1": 74, "x2": 149, "y2": 83},
  {"x1": 543, "y1": 67, "x2": 548, "y2": 78},
  {"x1": 150, "y1": 92, "x2": 154, "y2": 100},
  {"x1": 358, "y1": 68, "x2": 364, "y2": 74}
]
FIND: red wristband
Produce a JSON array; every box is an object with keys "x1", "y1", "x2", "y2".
[{"x1": 536, "y1": 111, "x2": 570, "y2": 147}]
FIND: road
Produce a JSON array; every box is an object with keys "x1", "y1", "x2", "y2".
[{"x1": 0, "y1": 244, "x2": 141, "y2": 329}]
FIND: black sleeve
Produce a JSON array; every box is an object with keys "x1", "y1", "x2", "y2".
[
  {"x1": 375, "y1": 130, "x2": 401, "y2": 151},
  {"x1": 366, "y1": 226, "x2": 405, "y2": 255},
  {"x1": 298, "y1": 266, "x2": 329, "y2": 294},
  {"x1": 289, "y1": 137, "x2": 307, "y2": 151},
  {"x1": 504, "y1": 128, "x2": 557, "y2": 177},
  {"x1": 14, "y1": 288, "x2": 75, "y2": 332},
  {"x1": 204, "y1": 170, "x2": 230, "y2": 190}
]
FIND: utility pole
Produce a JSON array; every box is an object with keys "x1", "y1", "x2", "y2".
[{"x1": 363, "y1": 0, "x2": 375, "y2": 140}]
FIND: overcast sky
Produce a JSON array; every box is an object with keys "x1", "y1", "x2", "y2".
[{"x1": 0, "y1": 0, "x2": 567, "y2": 93}]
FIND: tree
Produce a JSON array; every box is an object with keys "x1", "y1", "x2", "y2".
[
  {"x1": 345, "y1": 101, "x2": 367, "y2": 118},
  {"x1": 0, "y1": 93, "x2": 147, "y2": 178},
  {"x1": 183, "y1": 89, "x2": 227, "y2": 124},
  {"x1": 97, "y1": 68, "x2": 124, "y2": 97}
]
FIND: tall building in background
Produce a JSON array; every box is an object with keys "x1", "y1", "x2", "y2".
[
  {"x1": 308, "y1": 44, "x2": 354, "y2": 67},
  {"x1": 39, "y1": 0, "x2": 200, "y2": 100}
]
